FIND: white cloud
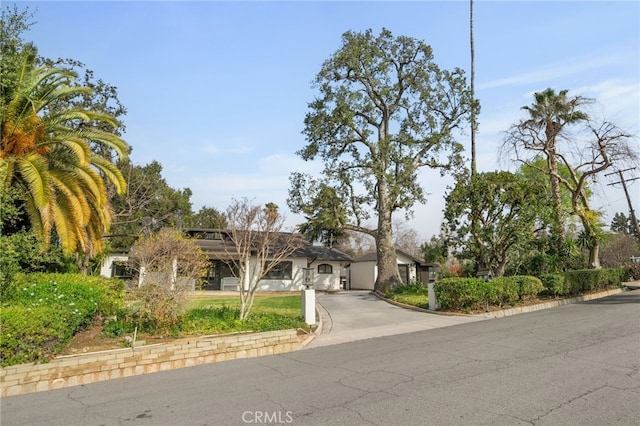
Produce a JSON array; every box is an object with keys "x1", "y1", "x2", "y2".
[{"x1": 478, "y1": 53, "x2": 628, "y2": 90}]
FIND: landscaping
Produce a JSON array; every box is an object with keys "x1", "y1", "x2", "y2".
[
  {"x1": 384, "y1": 268, "x2": 632, "y2": 315},
  {"x1": 0, "y1": 273, "x2": 307, "y2": 367}
]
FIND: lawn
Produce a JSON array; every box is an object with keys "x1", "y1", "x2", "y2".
[
  {"x1": 188, "y1": 294, "x2": 302, "y2": 317},
  {"x1": 387, "y1": 293, "x2": 429, "y2": 309}
]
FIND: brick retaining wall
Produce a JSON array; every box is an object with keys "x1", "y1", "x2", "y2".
[{"x1": 1, "y1": 329, "x2": 301, "y2": 397}]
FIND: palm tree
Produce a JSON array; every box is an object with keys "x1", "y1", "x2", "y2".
[
  {"x1": 1, "y1": 45, "x2": 128, "y2": 259},
  {"x1": 519, "y1": 88, "x2": 589, "y2": 248}
]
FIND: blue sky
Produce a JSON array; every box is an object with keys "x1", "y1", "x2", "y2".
[{"x1": 13, "y1": 0, "x2": 640, "y2": 241}]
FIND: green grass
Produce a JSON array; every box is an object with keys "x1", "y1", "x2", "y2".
[
  {"x1": 385, "y1": 282, "x2": 429, "y2": 309},
  {"x1": 102, "y1": 294, "x2": 308, "y2": 338},
  {"x1": 388, "y1": 293, "x2": 429, "y2": 309},
  {"x1": 188, "y1": 294, "x2": 302, "y2": 317}
]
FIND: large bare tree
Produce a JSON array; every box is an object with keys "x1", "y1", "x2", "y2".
[
  {"x1": 502, "y1": 89, "x2": 638, "y2": 268},
  {"x1": 224, "y1": 199, "x2": 301, "y2": 320}
]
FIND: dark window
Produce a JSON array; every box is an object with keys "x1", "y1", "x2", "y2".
[
  {"x1": 264, "y1": 261, "x2": 292, "y2": 280},
  {"x1": 317, "y1": 264, "x2": 333, "y2": 274},
  {"x1": 111, "y1": 261, "x2": 133, "y2": 279},
  {"x1": 398, "y1": 264, "x2": 410, "y2": 284}
]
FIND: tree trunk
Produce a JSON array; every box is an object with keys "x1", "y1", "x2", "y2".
[
  {"x1": 374, "y1": 183, "x2": 402, "y2": 293},
  {"x1": 494, "y1": 257, "x2": 507, "y2": 278},
  {"x1": 547, "y1": 147, "x2": 565, "y2": 245},
  {"x1": 588, "y1": 243, "x2": 601, "y2": 269}
]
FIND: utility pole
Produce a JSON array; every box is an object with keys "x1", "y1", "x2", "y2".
[{"x1": 606, "y1": 168, "x2": 640, "y2": 239}]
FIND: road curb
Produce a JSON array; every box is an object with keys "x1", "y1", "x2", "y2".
[{"x1": 375, "y1": 286, "x2": 629, "y2": 319}]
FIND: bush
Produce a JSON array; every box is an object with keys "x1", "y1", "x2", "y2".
[
  {"x1": 0, "y1": 273, "x2": 125, "y2": 366},
  {"x1": 385, "y1": 281, "x2": 427, "y2": 297},
  {"x1": 435, "y1": 275, "x2": 544, "y2": 311},
  {"x1": 627, "y1": 263, "x2": 640, "y2": 281},
  {"x1": 127, "y1": 278, "x2": 192, "y2": 334},
  {"x1": 513, "y1": 275, "x2": 544, "y2": 300},
  {"x1": 0, "y1": 306, "x2": 70, "y2": 366},
  {"x1": 490, "y1": 277, "x2": 520, "y2": 307},
  {"x1": 564, "y1": 268, "x2": 627, "y2": 294},
  {"x1": 539, "y1": 274, "x2": 569, "y2": 297},
  {"x1": 434, "y1": 277, "x2": 490, "y2": 311}
]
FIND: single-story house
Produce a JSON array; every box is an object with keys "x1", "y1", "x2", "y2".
[
  {"x1": 100, "y1": 228, "x2": 352, "y2": 292},
  {"x1": 347, "y1": 249, "x2": 439, "y2": 290}
]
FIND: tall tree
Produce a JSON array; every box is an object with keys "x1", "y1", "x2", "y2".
[
  {"x1": 1, "y1": 43, "x2": 128, "y2": 259},
  {"x1": 288, "y1": 28, "x2": 471, "y2": 292},
  {"x1": 185, "y1": 206, "x2": 227, "y2": 229},
  {"x1": 1, "y1": 6, "x2": 129, "y2": 273},
  {"x1": 503, "y1": 89, "x2": 638, "y2": 268},
  {"x1": 108, "y1": 160, "x2": 192, "y2": 251},
  {"x1": 611, "y1": 212, "x2": 631, "y2": 235},
  {"x1": 504, "y1": 89, "x2": 589, "y2": 249}
]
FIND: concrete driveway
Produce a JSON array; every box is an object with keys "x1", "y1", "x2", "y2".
[{"x1": 307, "y1": 290, "x2": 485, "y2": 348}]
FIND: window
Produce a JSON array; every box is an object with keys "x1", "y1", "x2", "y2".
[
  {"x1": 264, "y1": 261, "x2": 292, "y2": 280},
  {"x1": 111, "y1": 261, "x2": 133, "y2": 279},
  {"x1": 317, "y1": 264, "x2": 333, "y2": 274},
  {"x1": 398, "y1": 264, "x2": 410, "y2": 284}
]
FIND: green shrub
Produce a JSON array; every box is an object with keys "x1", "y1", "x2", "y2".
[
  {"x1": 490, "y1": 277, "x2": 520, "y2": 307},
  {"x1": 8, "y1": 273, "x2": 124, "y2": 316},
  {"x1": 434, "y1": 277, "x2": 490, "y2": 311},
  {"x1": 514, "y1": 275, "x2": 544, "y2": 300},
  {"x1": 539, "y1": 274, "x2": 569, "y2": 297},
  {"x1": 0, "y1": 273, "x2": 125, "y2": 366},
  {"x1": 1, "y1": 306, "x2": 70, "y2": 366},
  {"x1": 564, "y1": 268, "x2": 627, "y2": 294},
  {"x1": 436, "y1": 275, "x2": 544, "y2": 311}
]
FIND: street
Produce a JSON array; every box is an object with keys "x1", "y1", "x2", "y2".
[{"x1": 2, "y1": 290, "x2": 639, "y2": 425}]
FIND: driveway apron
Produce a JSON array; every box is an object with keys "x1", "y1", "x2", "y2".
[{"x1": 307, "y1": 290, "x2": 485, "y2": 348}]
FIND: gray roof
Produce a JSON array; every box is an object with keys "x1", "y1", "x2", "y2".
[
  {"x1": 293, "y1": 244, "x2": 352, "y2": 262},
  {"x1": 184, "y1": 228, "x2": 352, "y2": 262},
  {"x1": 353, "y1": 248, "x2": 425, "y2": 264}
]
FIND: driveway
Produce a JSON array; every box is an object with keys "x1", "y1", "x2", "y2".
[{"x1": 307, "y1": 290, "x2": 485, "y2": 348}]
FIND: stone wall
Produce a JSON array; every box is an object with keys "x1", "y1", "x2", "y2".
[{"x1": 1, "y1": 329, "x2": 301, "y2": 397}]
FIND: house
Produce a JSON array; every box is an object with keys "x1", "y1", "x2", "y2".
[
  {"x1": 100, "y1": 228, "x2": 352, "y2": 292},
  {"x1": 347, "y1": 249, "x2": 439, "y2": 290}
]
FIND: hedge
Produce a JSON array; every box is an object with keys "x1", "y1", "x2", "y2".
[
  {"x1": 564, "y1": 268, "x2": 629, "y2": 294},
  {"x1": 435, "y1": 275, "x2": 545, "y2": 311},
  {"x1": 435, "y1": 269, "x2": 628, "y2": 312}
]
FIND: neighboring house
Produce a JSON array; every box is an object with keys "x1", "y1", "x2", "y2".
[
  {"x1": 348, "y1": 249, "x2": 439, "y2": 290},
  {"x1": 100, "y1": 228, "x2": 352, "y2": 292}
]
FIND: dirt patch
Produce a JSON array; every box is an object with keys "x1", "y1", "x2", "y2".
[
  {"x1": 59, "y1": 324, "x2": 178, "y2": 355},
  {"x1": 60, "y1": 323, "x2": 314, "y2": 356},
  {"x1": 59, "y1": 325, "x2": 125, "y2": 355}
]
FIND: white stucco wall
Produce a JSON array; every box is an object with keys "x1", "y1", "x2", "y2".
[
  {"x1": 350, "y1": 260, "x2": 377, "y2": 290},
  {"x1": 100, "y1": 254, "x2": 129, "y2": 278},
  {"x1": 100, "y1": 254, "x2": 345, "y2": 292},
  {"x1": 311, "y1": 261, "x2": 344, "y2": 291}
]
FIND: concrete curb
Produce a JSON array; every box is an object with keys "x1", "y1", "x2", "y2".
[
  {"x1": 375, "y1": 287, "x2": 629, "y2": 319},
  {"x1": 474, "y1": 287, "x2": 625, "y2": 318},
  {"x1": 372, "y1": 291, "x2": 476, "y2": 317}
]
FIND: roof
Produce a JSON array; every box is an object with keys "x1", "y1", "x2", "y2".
[
  {"x1": 353, "y1": 248, "x2": 425, "y2": 264},
  {"x1": 183, "y1": 228, "x2": 352, "y2": 262},
  {"x1": 293, "y1": 244, "x2": 352, "y2": 262}
]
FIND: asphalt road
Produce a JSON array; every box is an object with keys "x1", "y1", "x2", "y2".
[{"x1": 2, "y1": 290, "x2": 639, "y2": 426}]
